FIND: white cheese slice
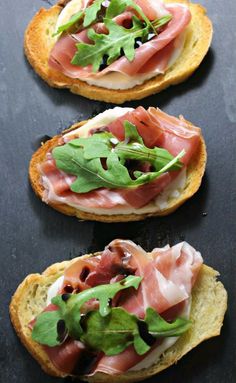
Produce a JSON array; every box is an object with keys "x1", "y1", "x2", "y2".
[
  {"x1": 46, "y1": 276, "x2": 64, "y2": 305},
  {"x1": 55, "y1": 0, "x2": 83, "y2": 38}
]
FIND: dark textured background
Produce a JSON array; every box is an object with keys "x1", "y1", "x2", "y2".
[{"x1": 1, "y1": 0, "x2": 236, "y2": 382}]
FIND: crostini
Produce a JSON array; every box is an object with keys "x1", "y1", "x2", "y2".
[
  {"x1": 30, "y1": 106, "x2": 206, "y2": 222},
  {"x1": 24, "y1": 0, "x2": 213, "y2": 103},
  {"x1": 10, "y1": 239, "x2": 227, "y2": 381}
]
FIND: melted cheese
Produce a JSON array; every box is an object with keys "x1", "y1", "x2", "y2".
[
  {"x1": 55, "y1": 0, "x2": 83, "y2": 38},
  {"x1": 46, "y1": 276, "x2": 64, "y2": 305},
  {"x1": 64, "y1": 107, "x2": 133, "y2": 139}
]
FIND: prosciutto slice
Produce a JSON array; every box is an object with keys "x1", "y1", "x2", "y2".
[
  {"x1": 44, "y1": 340, "x2": 85, "y2": 373},
  {"x1": 93, "y1": 240, "x2": 202, "y2": 375},
  {"x1": 107, "y1": 106, "x2": 163, "y2": 148},
  {"x1": 40, "y1": 107, "x2": 200, "y2": 210},
  {"x1": 49, "y1": 2, "x2": 191, "y2": 79},
  {"x1": 149, "y1": 107, "x2": 201, "y2": 165},
  {"x1": 134, "y1": 0, "x2": 170, "y2": 20},
  {"x1": 33, "y1": 240, "x2": 202, "y2": 374}
]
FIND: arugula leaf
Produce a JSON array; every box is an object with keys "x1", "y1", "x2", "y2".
[
  {"x1": 70, "y1": 132, "x2": 114, "y2": 159},
  {"x1": 72, "y1": 16, "x2": 148, "y2": 71},
  {"x1": 31, "y1": 276, "x2": 142, "y2": 346},
  {"x1": 105, "y1": 0, "x2": 128, "y2": 18},
  {"x1": 145, "y1": 307, "x2": 192, "y2": 337},
  {"x1": 32, "y1": 310, "x2": 63, "y2": 347},
  {"x1": 31, "y1": 281, "x2": 191, "y2": 355},
  {"x1": 65, "y1": 275, "x2": 142, "y2": 318},
  {"x1": 53, "y1": 10, "x2": 83, "y2": 37},
  {"x1": 153, "y1": 14, "x2": 173, "y2": 29},
  {"x1": 53, "y1": 0, "x2": 172, "y2": 67},
  {"x1": 52, "y1": 122, "x2": 184, "y2": 193},
  {"x1": 53, "y1": 0, "x2": 104, "y2": 37},
  {"x1": 53, "y1": 145, "x2": 134, "y2": 192},
  {"x1": 83, "y1": 0, "x2": 104, "y2": 28},
  {"x1": 80, "y1": 306, "x2": 191, "y2": 356},
  {"x1": 81, "y1": 307, "x2": 150, "y2": 356},
  {"x1": 115, "y1": 121, "x2": 183, "y2": 171}
]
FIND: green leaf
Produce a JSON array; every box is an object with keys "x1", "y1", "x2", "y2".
[
  {"x1": 123, "y1": 121, "x2": 144, "y2": 144},
  {"x1": 83, "y1": 0, "x2": 104, "y2": 28},
  {"x1": 31, "y1": 281, "x2": 191, "y2": 355},
  {"x1": 133, "y1": 332, "x2": 151, "y2": 355},
  {"x1": 72, "y1": 16, "x2": 148, "y2": 71},
  {"x1": 31, "y1": 276, "x2": 142, "y2": 346},
  {"x1": 153, "y1": 14, "x2": 173, "y2": 29},
  {"x1": 81, "y1": 308, "x2": 142, "y2": 356},
  {"x1": 66, "y1": 275, "x2": 142, "y2": 318},
  {"x1": 52, "y1": 122, "x2": 184, "y2": 194},
  {"x1": 53, "y1": 145, "x2": 133, "y2": 192},
  {"x1": 32, "y1": 310, "x2": 63, "y2": 347},
  {"x1": 70, "y1": 132, "x2": 114, "y2": 159},
  {"x1": 80, "y1": 306, "x2": 191, "y2": 356},
  {"x1": 58, "y1": 275, "x2": 142, "y2": 339},
  {"x1": 115, "y1": 121, "x2": 184, "y2": 172},
  {"x1": 52, "y1": 10, "x2": 83, "y2": 37},
  {"x1": 105, "y1": 0, "x2": 128, "y2": 18},
  {"x1": 81, "y1": 307, "x2": 151, "y2": 356},
  {"x1": 145, "y1": 307, "x2": 192, "y2": 337}
]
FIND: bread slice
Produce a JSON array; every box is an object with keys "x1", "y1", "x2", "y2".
[
  {"x1": 24, "y1": 0, "x2": 213, "y2": 104},
  {"x1": 29, "y1": 114, "x2": 207, "y2": 222},
  {"x1": 10, "y1": 252, "x2": 227, "y2": 382}
]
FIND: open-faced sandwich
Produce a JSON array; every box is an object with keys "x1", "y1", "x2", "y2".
[
  {"x1": 10, "y1": 239, "x2": 227, "y2": 381},
  {"x1": 30, "y1": 106, "x2": 206, "y2": 222},
  {"x1": 24, "y1": 0, "x2": 213, "y2": 103}
]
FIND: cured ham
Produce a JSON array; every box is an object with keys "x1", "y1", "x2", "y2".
[
  {"x1": 119, "y1": 173, "x2": 172, "y2": 209},
  {"x1": 106, "y1": 106, "x2": 163, "y2": 148},
  {"x1": 134, "y1": 0, "x2": 170, "y2": 20},
  {"x1": 44, "y1": 339, "x2": 85, "y2": 373},
  {"x1": 40, "y1": 107, "x2": 200, "y2": 210},
  {"x1": 149, "y1": 107, "x2": 201, "y2": 165},
  {"x1": 32, "y1": 240, "x2": 202, "y2": 374},
  {"x1": 49, "y1": 1, "x2": 191, "y2": 80},
  {"x1": 62, "y1": 256, "x2": 100, "y2": 291},
  {"x1": 93, "y1": 240, "x2": 202, "y2": 374}
]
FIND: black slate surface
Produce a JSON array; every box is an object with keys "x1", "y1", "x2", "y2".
[{"x1": 1, "y1": 0, "x2": 236, "y2": 382}]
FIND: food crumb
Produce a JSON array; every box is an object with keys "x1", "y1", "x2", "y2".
[{"x1": 202, "y1": 212, "x2": 208, "y2": 217}]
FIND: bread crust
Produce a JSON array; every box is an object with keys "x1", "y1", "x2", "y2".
[
  {"x1": 9, "y1": 252, "x2": 227, "y2": 382},
  {"x1": 24, "y1": 0, "x2": 213, "y2": 103},
  {"x1": 29, "y1": 115, "x2": 207, "y2": 222}
]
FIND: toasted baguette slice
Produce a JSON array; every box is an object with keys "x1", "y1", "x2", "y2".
[
  {"x1": 24, "y1": 0, "x2": 213, "y2": 104},
  {"x1": 10, "y1": 251, "x2": 227, "y2": 382},
  {"x1": 29, "y1": 113, "x2": 207, "y2": 223}
]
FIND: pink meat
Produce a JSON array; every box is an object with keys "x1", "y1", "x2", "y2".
[
  {"x1": 93, "y1": 239, "x2": 203, "y2": 374},
  {"x1": 119, "y1": 173, "x2": 172, "y2": 208},
  {"x1": 48, "y1": 3, "x2": 191, "y2": 78},
  {"x1": 44, "y1": 340, "x2": 85, "y2": 373},
  {"x1": 149, "y1": 107, "x2": 201, "y2": 165},
  {"x1": 134, "y1": 0, "x2": 171, "y2": 20},
  {"x1": 32, "y1": 240, "x2": 202, "y2": 374},
  {"x1": 107, "y1": 106, "x2": 163, "y2": 148},
  {"x1": 40, "y1": 107, "x2": 200, "y2": 210}
]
